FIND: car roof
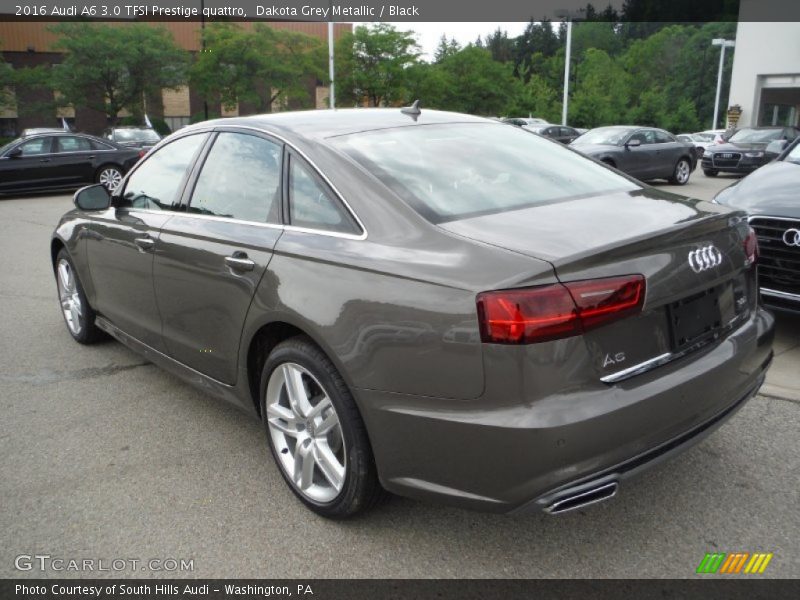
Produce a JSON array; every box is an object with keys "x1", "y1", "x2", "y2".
[
  {"x1": 181, "y1": 108, "x2": 492, "y2": 143},
  {"x1": 13, "y1": 131, "x2": 119, "y2": 146}
]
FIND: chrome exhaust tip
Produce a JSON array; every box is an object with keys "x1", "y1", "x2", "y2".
[{"x1": 544, "y1": 481, "x2": 619, "y2": 514}]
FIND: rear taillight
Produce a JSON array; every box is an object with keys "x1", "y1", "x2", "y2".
[
  {"x1": 744, "y1": 227, "x2": 758, "y2": 266},
  {"x1": 137, "y1": 149, "x2": 147, "y2": 159},
  {"x1": 477, "y1": 275, "x2": 645, "y2": 344}
]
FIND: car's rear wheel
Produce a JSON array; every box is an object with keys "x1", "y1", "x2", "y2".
[
  {"x1": 96, "y1": 164, "x2": 123, "y2": 192},
  {"x1": 260, "y1": 336, "x2": 384, "y2": 518},
  {"x1": 669, "y1": 158, "x2": 691, "y2": 185},
  {"x1": 55, "y1": 248, "x2": 103, "y2": 344},
  {"x1": 703, "y1": 168, "x2": 718, "y2": 177}
]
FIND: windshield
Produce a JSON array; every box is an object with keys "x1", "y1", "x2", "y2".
[
  {"x1": 784, "y1": 142, "x2": 800, "y2": 165},
  {"x1": 571, "y1": 127, "x2": 632, "y2": 145},
  {"x1": 113, "y1": 129, "x2": 161, "y2": 142},
  {"x1": 729, "y1": 128, "x2": 783, "y2": 143},
  {"x1": 331, "y1": 123, "x2": 638, "y2": 223}
]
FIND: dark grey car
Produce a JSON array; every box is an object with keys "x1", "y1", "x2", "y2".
[
  {"x1": 715, "y1": 137, "x2": 800, "y2": 313},
  {"x1": 571, "y1": 126, "x2": 697, "y2": 185},
  {"x1": 51, "y1": 109, "x2": 774, "y2": 518}
]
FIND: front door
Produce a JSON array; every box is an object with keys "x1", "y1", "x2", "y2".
[
  {"x1": 86, "y1": 132, "x2": 210, "y2": 351},
  {"x1": 153, "y1": 130, "x2": 284, "y2": 385},
  {"x1": 0, "y1": 136, "x2": 57, "y2": 192}
]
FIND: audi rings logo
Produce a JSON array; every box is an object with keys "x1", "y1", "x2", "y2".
[
  {"x1": 688, "y1": 245, "x2": 723, "y2": 273},
  {"x1": 783, "y1": 228, "x2": 800, "y2": 247}
]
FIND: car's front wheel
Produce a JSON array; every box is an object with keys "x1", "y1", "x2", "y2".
[
  {"x1": 96, "y1": 164, "x2": 123, "y2": 192},
  {"x1": 55, "y1": 248, "x2": 103, "y2": 344},
  {"x1": 703, "y1": 168, "x2": 718, "y2": 177},
  {"x1": 669, "y1": 158, "x2": 691, "y2": 185},
  {"x1": 260, "y1": 336, "x2": 384, "y2": 518}
]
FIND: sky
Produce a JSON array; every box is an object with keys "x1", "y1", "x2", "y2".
[{"x1": 387, "y1": 22, "x2": 532, "y2": 61}]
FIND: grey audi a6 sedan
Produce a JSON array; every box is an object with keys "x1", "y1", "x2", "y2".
[{"x1": 51, "y1": 108, "x2": 774, "y2": 518}]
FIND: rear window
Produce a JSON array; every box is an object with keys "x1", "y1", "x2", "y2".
[{"x1": 330, "y1": 123, "x2": 638, "y2": 223}]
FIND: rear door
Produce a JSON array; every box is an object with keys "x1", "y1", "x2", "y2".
[
  {"x1": 153, "y1": 129, "x2": 284, "y2": 384},
  {"x1": 0, "y1": 136, "x2": 57, "y2": 192},
  {"x1": 51, "y1": 135, "x2": 97, "y2": 186}
]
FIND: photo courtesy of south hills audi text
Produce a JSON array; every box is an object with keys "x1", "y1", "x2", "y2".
[{"x1": 14, "y1": 584, "x2": 315, "y2": 597}]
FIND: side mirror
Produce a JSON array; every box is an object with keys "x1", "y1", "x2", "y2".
[
  {"x1": 6, "y1": 147, "x2": 22, "y2": 159},
  {"x1": 73, "y1": 184, "x2": 111, "y2": 211},
  {"x1": 625, "y1": 138, "x2": 641, "y2": 148}
]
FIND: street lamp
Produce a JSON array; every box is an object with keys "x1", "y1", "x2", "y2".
[{"x1": 711, "y1": 38, "x2": 735, "y2": 130}]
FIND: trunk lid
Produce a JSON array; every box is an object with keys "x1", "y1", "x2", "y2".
[{"x1": 440, "y1": 187, "x2": 757, "y2": 381}]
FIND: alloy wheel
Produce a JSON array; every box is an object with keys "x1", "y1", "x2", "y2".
[
  {"x1": 675, "y1": 160, "x2": 690, "y2": 184},
  {"x1": 98, "y1": 167, "x2": 122, "y2": 192},
  {"x1": 265, "y1": 362, "x2": 346, "y2": 503},
  {"x1": 57, "y1": 259, "x2": 83, "y2": 336}
]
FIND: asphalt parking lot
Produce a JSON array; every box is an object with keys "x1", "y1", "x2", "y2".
[{"x1": 1, "y1": 173, "x2": 798, "y2": 579}]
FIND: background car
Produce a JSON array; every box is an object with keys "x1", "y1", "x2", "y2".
[
  {"x1": 570, "y1": 125, "x2": 697, "y2": 184},
  {"x1": 52, "y1": 109, "x2": 772, "y2": 519},
  {"x1": 502, "y1": 117, "x2": 549, "y2": 131},
  {"x1": 525, "y1": 124, "x2": 582, "y2": 144},
  {"x1": 677, "y1": 132, "x2": 715, "y2": 159},
  {"x1": 21, "y1": 127, "x2": 67, "y2": 137},
  {"x1": 701, "y1": 126, "x2": 800, "y2": 176},
  {"x1": 103, "y1": 125, "x2": 162, "y2": 151},
  {"x1": 0, "y1": 132, "x2": 142, "y2": 195},
  {"x1": 714, "y1": 137, "x2": 800, "y2": 313}
]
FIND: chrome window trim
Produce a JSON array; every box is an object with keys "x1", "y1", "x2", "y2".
[
  {"x1": 211, "y1": 124, "x2": 368, "y2": 241},
  {"x1": 748, "y1": 215, "x2": 800, "y2": 224},
  {"x1": 113, "y1": 207, "x2": 366, "y2": 241}
]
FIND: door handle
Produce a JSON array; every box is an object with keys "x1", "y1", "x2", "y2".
[
  {"x1": 39, "y1": 158, "x2": 51, "y2": 163},
  {"x1": 134, "y1": 236, "x2": 155, "y2": 251},
  {"x1": 225, "y1": 252, "x2": 255, "y2": 272}
]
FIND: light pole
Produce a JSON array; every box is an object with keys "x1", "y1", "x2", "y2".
[
  {"x1": 562, "y1": 19, "x2": 572, "y2": 126},
  {"x1": 555, "y1": 9, "x2": 584, "y2": 126},
  {"x1": 328, "y1": 21, "x2": 335, "y2": 109},
  {"x1": 711, "y1": 38, "x2": 735, "y2": 130}
]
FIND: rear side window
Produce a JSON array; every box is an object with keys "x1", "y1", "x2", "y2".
[
  {"x1": 331, "y1": 123, "x2": 637, "y2": 223},
  {"x1": 188, "y1": 132, "x2": 282, "y2": 223},
  {"x1": 121, "y1": 134, "x2": 207, "y2": 211},
  {"x1": 288, "y1": 157, "x2": 359, "y2": 234},
  {"x1": 654, "y1": 130, "x2": 675, "y2": 143},
  {"x1": 91, "y1": 139, "x2": 115, "y2": 151},
  {"x1": 56, "y1": 136, "x2": 92, "y2": 152}
]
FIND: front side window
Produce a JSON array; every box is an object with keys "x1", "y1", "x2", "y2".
[
  {"x1": 121, "y1": 134, "x2": 207, "y2": 210},
  {"x1": 572, "y1": 127, "x2": 633, "y2": 146},
  {"x1": 654, "y1": 130, "x2": 674, "y2": 143},
  {"x1": 188, "y1": 132, "x2": 282, "y2": 223},
  {"x1": 331, "y1": 123, "x2": 638, "y2": 224},
  {"x1": 289, "y1": 157, "x2": 358, "y2": 234},
  {"x1": 17, "y1": 137, "x2": 52, "y2": 156},
  {"x1": 56, "y1": 136, "x2": 92, "y2": 152}
]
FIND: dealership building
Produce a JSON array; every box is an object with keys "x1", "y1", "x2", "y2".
[
  {"x1": 0, "y1": 21, "x2": 350, "y2": 137},
  {"x1": 728, "y1": 20, "x2": 800, "y2": 128}
]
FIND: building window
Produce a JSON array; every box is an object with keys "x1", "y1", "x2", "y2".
[
  {"x1": 163, "y1": 116, "x2": 190, "y2": 132},
  {"x1": 0, "y1": 118, "x2": 17, "y2": 137}
]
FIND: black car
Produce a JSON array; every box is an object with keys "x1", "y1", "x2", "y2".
[
  {"x1": 103, "y1": 126, "x2": 162, "y2": 151},
  {"x1": 0, "y1": 132, "x2": 142, "y2": 195},
  {"x1": 702, "y1": 126, "x2": 800, "y2": 176},
  {"x1": 570, "y1": 126, "x2": 697, "y2": 185},
  {"x1": 715, "y1": 137, "x2": 800, "y2": 313},
  {"x1": 526, "y1": 124, "x2": 582, "y2": 144}
]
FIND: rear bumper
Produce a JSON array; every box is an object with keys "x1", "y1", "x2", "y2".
[{"x1": 356, "y1": 308, "x2": 774, "y2": 513}]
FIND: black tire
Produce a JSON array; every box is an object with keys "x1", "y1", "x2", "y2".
[
  {"x1": 95, "y1": 164, "x2": 124, "y2": 192},
  {"x1": 259, "y1": 336, "x2": 385, "y2": 518},
  {"x1": 703, "y1": 169, "x2": 718, "y2": 177},
  {"x1": 668, "y1": 158, "x2": 691, "y2": 185},
  {"x1": 55, "y1": 248, "x2": 104, "y2": 344}
]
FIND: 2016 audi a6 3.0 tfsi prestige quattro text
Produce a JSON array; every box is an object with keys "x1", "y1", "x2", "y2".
[{"x1": 51, "y1": 108, "x2": 774, "y2": 518}]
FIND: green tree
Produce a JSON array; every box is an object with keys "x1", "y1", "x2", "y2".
[
  {"x1": 49, "y1": 23, "x2": 187, "y2": 124},
  {"x1": 0, "y1": 42, "x2": 13, "y2": 111},
  {"x1": 335, "y1": 24, "x2": 420, "y2": 107},
  {"x1": 433, "y1": 36, "x2": 460, "y2": 63},
  {"x1": 191, "y1": 23, "x2": 324, "y2": 114},
  {"x1": 424, "y1": 46, "x2": 517, "y2": 116},
  {"x1": 484, "y1": 28, "x2": 515, "y2": 63},
  {"x1": 509, "y1": 73, "x2": 560, "y2": 122},
  {"x1": 570, "y1": 48, "x2": 631, "y2": 127}
]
